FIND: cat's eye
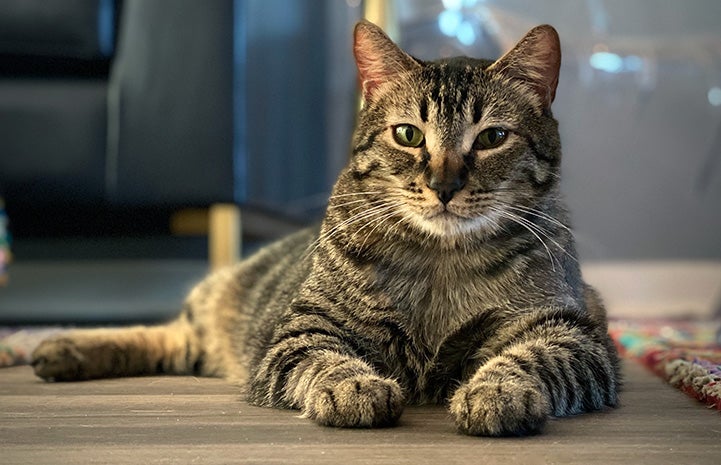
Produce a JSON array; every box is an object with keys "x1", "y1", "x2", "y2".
[
  {"x1": 474, "y1": 127, "x2": 508, "y2": 150},
  {"x1": 392, "y1": 124, "x2": 425, "y2": 148}
]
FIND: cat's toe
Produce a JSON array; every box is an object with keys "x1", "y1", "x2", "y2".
[
  {"x1": 31, "y1": 337, "x2": 87, "y2": 381},
  {"x1": 306, "y1": 375, "x2": 404, "y2": 428},
  {"x1": 449, "y1": 378, "x2": 550, "y2": 436}
]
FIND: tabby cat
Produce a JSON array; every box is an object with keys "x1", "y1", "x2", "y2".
[{"x1": 32, "y1": 21, "x2": 620, "y2": 436}]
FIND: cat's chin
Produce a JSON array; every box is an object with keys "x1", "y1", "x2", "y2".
[{"x1": 411, "y1": 210, "x2": 497, "y2": 240}]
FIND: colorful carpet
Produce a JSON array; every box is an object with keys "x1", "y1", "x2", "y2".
[
  {"x1": 0, "y1": 327, "x2": 66, "y2": 368},
  {"x1": 609, "y1": 318, "x2": 721, "y2": 411},
  {"x1": 0, "y1": 196, "x2": 10, "y2": 286}
]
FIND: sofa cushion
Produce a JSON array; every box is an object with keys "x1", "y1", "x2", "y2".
[
  {"x1": 0, "y1": 0, "x2": 116, "y2": 59},
  {"x1": 0, "y1": 79, "x2": 108, "y2": 208}
]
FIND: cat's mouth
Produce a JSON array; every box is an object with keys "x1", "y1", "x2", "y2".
[
  {"x1": 430, "y1": 202, "x2": 474, "y2": 220},
  {"x1": 430, "y1": 209, "x2": 461, "y2": 220},
  {"x1": 406, "y1": 201, "x2": 503, "y2": 239}
]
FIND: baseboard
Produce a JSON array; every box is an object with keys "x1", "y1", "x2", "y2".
[{"x1": 582, "y1": 260, "x2": 721, "y2": 318}]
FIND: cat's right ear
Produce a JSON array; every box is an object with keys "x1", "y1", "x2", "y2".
[
  {"x1": 487, "y1": 25, "x2": 561, "y2": 109},
  {"x1": 354, "y1": 20, "x2": 420, "y2": 101}
]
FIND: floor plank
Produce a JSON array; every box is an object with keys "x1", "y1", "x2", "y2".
[{"x1": 1, "y1": 361, "x2": 720, "y2": 464}]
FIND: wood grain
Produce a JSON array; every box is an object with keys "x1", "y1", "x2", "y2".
[{"x1": 1, "y1": 360, "x2": 720, "y2": 464}]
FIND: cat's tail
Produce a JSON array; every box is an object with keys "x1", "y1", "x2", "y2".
[{"x1": 31, "y1": 318, "x2": 206, "y2": 381}]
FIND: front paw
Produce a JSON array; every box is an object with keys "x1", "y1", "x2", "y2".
[
  {"x1": 31, "y1": 336, "x2": 89, "y2": 381},
  {"x1": 449, "y1": 378, "x2": 550, "y2": 436},
  {"x1": 304, "y1": 375, "x2": 405, "y2": 428}
]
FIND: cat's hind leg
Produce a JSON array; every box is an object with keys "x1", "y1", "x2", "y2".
[
  {"x1": 31, "y1": 263, "x2": 251, "y2": 383},
  {"x1": 31, "y1": 319, "x2": 204, "y2": 381}
]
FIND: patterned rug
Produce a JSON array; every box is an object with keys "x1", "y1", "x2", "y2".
[
  {"x1": 0, "y1": 195, "x2": 10, "y2": 286},
  {"x1": 609, "y1": 318, "x2": 721, "y2": 411},
  {"x1": 3, "y1": 320, "x2": 721, "y2": 412}
]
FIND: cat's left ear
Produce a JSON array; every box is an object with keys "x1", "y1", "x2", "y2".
[
  {"x1": 487, "y1": 25, "x2": 561, "y2": 109},
  {"x1": 354, "y1": 20, "x2": 421, "y2": 101}
]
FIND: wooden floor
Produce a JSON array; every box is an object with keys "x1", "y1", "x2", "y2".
[{"x1": 1, "y1": 361, "x2": 720, "y2": 465}]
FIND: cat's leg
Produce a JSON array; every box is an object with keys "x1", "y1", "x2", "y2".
[
  {"x1": 449, "y1": 309, "x2": 619, "y2": 436},
  {"x1": 249, "y1": 311, "x2": 405, "y2": 428},
  {"x1": 264, "y1": 350, "x2": 405, "y2": 428},
  {"x1": 31, "y1": 319, "x2": 205, "y2": 381},
  {"x1": 296, "y1": 351, "x2": 404, "y2": 428}
]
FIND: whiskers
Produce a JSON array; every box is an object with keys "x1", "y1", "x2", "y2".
[
  {"x1": 487, "y1": 201, "x2": 577, "y2": 272},
  {"x1": 301, "y1": 191, "x2": 409, "y2": 260},
  {"x1": 303, "y1": 187, "x2": 577, "y2": 271},
  {"x1": 503, "y1": 204, "x2": 572, "y2": 234}
]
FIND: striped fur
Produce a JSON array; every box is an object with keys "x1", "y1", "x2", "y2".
[{"x1": 32, "y1": 22, "x2": 619, "y2": 436}]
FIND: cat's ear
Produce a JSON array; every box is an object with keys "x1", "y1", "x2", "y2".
[
  {"x1": 487, "y1": 25, "x2": 561, "y2": 109},
  {"x1": 353, "y1": 20, "x2": 420, "y2": 101}
]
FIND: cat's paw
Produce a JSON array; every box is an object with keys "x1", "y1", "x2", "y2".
[
  {"x1": 304, "y1": 375, "x2": 404, "y2": 428},
  {"x1": 31, "y1": 335, "x2": 93, "y2": 381},
  {"x1": 449, "y1": 377, "x2": 550, "y2": 436}
]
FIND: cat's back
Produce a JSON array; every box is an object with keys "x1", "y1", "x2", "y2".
[
  {"x1": 234, "y1": 226, "x2": 317, "y2": 303},
  {"x1": 186, "y1": 226, "x2": 317, "y2": 330}
]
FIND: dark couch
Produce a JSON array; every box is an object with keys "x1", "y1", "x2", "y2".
[{"x1": 0, "y1": 0, "x2": 236, "y2": 239}]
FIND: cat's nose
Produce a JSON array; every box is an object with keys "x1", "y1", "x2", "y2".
[
  {"x1": 426, "y1": 174, "x2": 466, "y2": 205},
  {"x1": 424, "y1": 152, "x2": 468, "y2": 205}
]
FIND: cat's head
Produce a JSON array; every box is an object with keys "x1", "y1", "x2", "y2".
[{"x1": 336, "y1": 21, "x2": 563, "y2": 243}]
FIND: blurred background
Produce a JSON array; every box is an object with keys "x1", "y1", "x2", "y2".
[{"x1": 0, "y1": 0, "x2": 719, "y2": 323}]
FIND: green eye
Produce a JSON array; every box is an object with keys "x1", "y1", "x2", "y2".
[
  {"x1": 393, "y1": 124, "x2": 425, "y2": 148},
  {"x1": 474, "y1": 127, "x2": 508, "y2": 150}
]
